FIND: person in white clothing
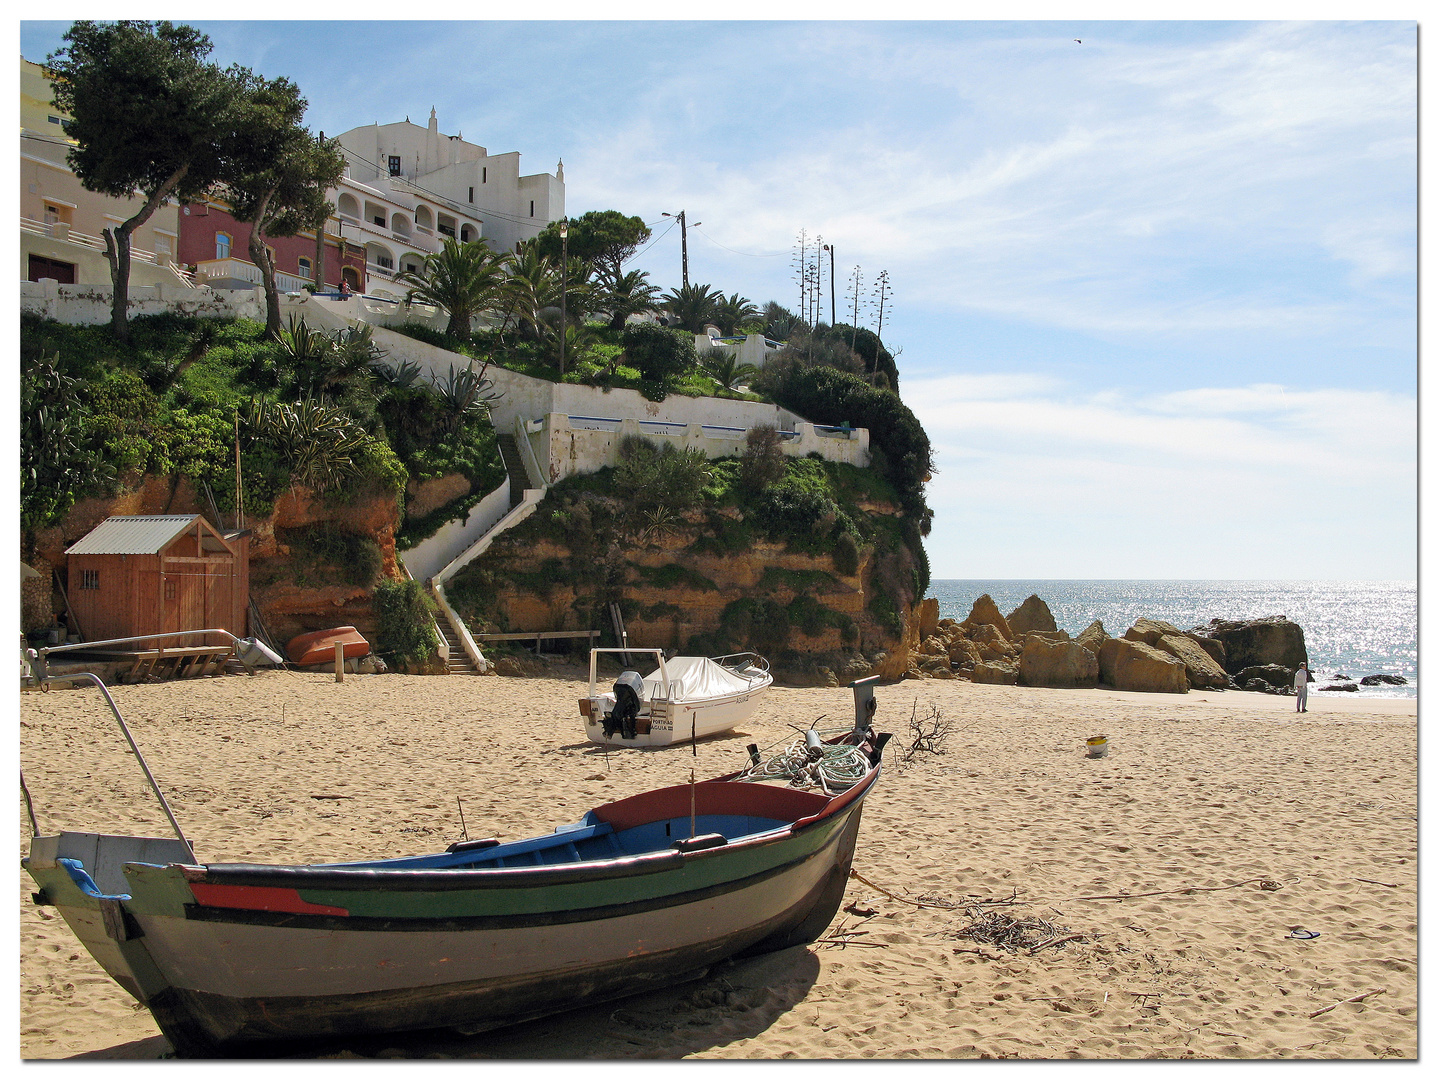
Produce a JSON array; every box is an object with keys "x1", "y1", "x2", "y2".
[{"x1": 1294, "y1": 662, "x2": 1310, "y2": 712}]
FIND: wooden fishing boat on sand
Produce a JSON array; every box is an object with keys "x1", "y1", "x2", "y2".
[
  {"x1": 22, "y1": 672, "x2": 888, "y2": 1057},
  {"x1": 581, "y1": 648, "x2": 773, "y2": 747},
  {"x1": 286, "y1": 626, "x2": 369, "y2": 667}
]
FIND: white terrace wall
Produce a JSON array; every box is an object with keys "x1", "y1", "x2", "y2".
[
  {"x1": 535, "y1": 413, "x2": 869, "y2": 486},
  {"x1": 21, "y1": 279, "x2": 271, "y2": 323},
  {"x1": 346, "y1": 313, "x2": 810, "y2": 435}
]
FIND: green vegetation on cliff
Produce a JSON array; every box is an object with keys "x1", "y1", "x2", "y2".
[{"x1": 18, "y1": 312, "x2": 503, "y2": 552}]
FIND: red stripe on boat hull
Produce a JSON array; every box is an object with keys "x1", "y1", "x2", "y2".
[{"x1": 189, "y1": 883, "x2": 349, "y2": 916}]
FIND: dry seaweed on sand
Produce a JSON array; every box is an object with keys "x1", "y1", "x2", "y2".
[{"x1": 951, "y1": 906, "x2": 1084, "y2": 955}]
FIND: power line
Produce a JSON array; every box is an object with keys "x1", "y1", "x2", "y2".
[{"x1": 687, "y1": 225, "x2": 787, "y2": 258}]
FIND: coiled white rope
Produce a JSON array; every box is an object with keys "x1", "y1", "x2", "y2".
[{"x1": 739, "y1": 738, "x2": 871, "y2": 794}]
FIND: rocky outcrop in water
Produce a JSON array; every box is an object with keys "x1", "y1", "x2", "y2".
[
  {"x1": 1006, "y1": 594, "x2": 1057, "y2": 635},
  {"x1": 1192, "y1": 616, "x2": 1308, "y2": 674}
]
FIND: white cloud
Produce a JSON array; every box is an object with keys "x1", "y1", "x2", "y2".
[{"x1": 908, "y1": 370, "x2": 1416, "y2": 577}]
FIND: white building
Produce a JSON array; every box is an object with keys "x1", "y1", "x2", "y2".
[{"x1": 334, "y1": 109, "x2": 564, "y2": 258}]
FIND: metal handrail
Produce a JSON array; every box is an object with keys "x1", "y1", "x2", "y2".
[
  {"x1": 27, "y1": 629, "x2": 282, "y2": 684},
  {"x1": 25, "y1": 671, "x2": 194, "y2": 858}
]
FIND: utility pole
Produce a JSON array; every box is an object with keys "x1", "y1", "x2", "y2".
[
  {"x1": 663, "y1": 210, "x2": 699, "y2": 289},
  {"x1": 313, "y1": 133, "x2": 327, "y2": 288}
]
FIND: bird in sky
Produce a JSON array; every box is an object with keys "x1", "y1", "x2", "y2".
[{"x1": 1074, "y1": 39, "x2": 1083, "y2": 44}]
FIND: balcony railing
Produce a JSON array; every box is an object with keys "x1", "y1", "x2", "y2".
[
  {"x1": 21, "y1": 216, "x2": 166, "y2": 265},
  {"x1": 194, "y1": 257, "x2": 312, "y2": 293}
]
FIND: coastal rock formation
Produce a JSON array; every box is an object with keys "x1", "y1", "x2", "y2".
[
  {"x1": 1193, "y1": 616, "x2": 1308, "y2": 674},
  {"x1": 1006, "y1": 594, "x2": 1057, "y2": 635},
  {"x1": 917, "y1": 597, "x2": 940, "y2": 642},
  {"x1": 1321, "y1": 682, "x2": 1360, "y2": 692},
  {"x1": 971, "y1": 660, "x2": 1018, "y2": 685},
  {"x1": 1124, "y1": 619, "x2": 1232, "y2": 690},
  {"x1": 959, "y1": 595, "x2": 1013, "y2": 641},
  {"x1": 1018, "y1": 635, "x2": 1098, "y2": 689},
  {"x1": 1361, "y1": 673, "x2": 1408, "y2": 686},
  {"x1": 1074, "y1": 620, "x2": 1109, "y2": 656},
  {"x1": 1235, "y1": 664, "x2": 1295, "y2": 690},
  {"x1": 1099, "y1": 638, "x2": 1188, "y2": 694}
]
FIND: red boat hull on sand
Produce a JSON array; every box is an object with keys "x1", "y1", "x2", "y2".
[{"x1": 286, "y1": 627, "x2": 370, "y2": 666}]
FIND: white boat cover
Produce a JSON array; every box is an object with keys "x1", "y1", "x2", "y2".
[{"x1": 642, "y1": 656, "x2": 763, "y2": 703}]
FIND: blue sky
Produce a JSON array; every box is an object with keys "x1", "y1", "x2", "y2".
[{"x1": 18, "y1": 16, "x2": 1418, "y2": 579}]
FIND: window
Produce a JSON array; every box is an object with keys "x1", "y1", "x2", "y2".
[
  {"x1": 403, "y1": 261, "x2": 421, "y2": 275},
  {"x1": 48, "y1": 114, "x2": 61, "y2": 124},
  {"x1": 164, "y1": 579, "x2": 177, "y2": 601},
  {"x1": 375, "y1": 253, "x2": 393, "y2": 269},
  {"x1": 468, "y1": 187, "x2": 474, "y2": 202},
  {"x1": 298, "y1": 257, "x2": 312, "y2": 277},
  {"x1": 530, "y1": 201, "x2": 535, "y2": 217},
  {"x1": 437, "y1": 222, "x2": 455, "y2": 237},
  {"x1": 388, "y1": 155, "x2": 402, "y2": 176},
  {"x1": 81, "y1": 569, "x2": 99, "y2": 590},
  {"x1": 373, "y1": 214, "x2": 386, "y2": 227},
  {"x1": 155, "y1": 236, "x2": 171, "y2": 255},
  {"x1": 215, "y1": 232, "x2": 231, "y2": 260},
  {"x1": 482, "y1": 167, "x2": 487, "y2": 183}
]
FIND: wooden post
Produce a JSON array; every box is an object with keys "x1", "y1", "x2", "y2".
[{"x1": 335, "y1": 641, "x2": 344, "y2": 683}]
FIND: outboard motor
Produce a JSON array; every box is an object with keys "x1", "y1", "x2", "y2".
[{"x1": 603, "y1": 670, "x2": 646, "y2": 739}]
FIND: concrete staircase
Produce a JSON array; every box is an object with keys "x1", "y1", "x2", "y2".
[
  {"x1": 436, "y1": 608, "x2": 482, "y2": 675},
  {"x1": 495, "y1": 433, "x2": 529, "y2": 508}
]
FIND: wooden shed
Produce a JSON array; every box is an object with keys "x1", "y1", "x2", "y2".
[{"x1": 64, "y1": 515, "x2": 250, "y2": 643}]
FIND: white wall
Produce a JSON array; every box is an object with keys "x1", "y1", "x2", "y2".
[
  {"x1": 400, "y1": 477, "x2": 512, "y2": 583},
  {"x1": 21, "y1": 279, "x2": 269, "y2": 323},
  {"x1": 538, "y1": 413, "x2": 869, "y2": 485}
]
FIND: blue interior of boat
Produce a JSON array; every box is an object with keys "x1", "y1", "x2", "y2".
[{"x1": 329, "y1": 810, "x2": 791, "y2": 871}]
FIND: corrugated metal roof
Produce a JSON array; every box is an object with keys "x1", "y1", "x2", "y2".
[{"x1": 65, "y1": 515, "x2": 201, "y2": 556}]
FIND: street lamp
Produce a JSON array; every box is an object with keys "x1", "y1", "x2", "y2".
[
  {"x1": 662, "y1": 211, "x2": 701, "y2": 290},
  {"x1": 558, "y1": 218, "x2": 568, "y2": 377}
]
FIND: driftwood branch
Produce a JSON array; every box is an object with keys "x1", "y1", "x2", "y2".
[
  {"x1": 1354, "y1": 878, "x2": 1400, "y2": 888},
  {"x1": 1029, "y1": 932, "x2": 1084, "y2": 955},
  {"x1": 1309, "y1": 988, "x2": 1386, "y2": 1019},
  {"x1": 849, "y1": 869, "x2": 957, "y2": 909}
]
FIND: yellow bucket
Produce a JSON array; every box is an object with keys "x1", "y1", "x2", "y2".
[{"x1": 1086, "y1": 735, "x2": 1109, "y2": 758}]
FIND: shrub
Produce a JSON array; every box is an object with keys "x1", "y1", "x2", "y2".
[
  {"x1": 373, "y1": 578, "x2": 438, "y2": 663},
  {"x1": 621, "y1": 322, "x2": 697, "y2": 382},
  {"x1": 614, "y1": 437, "x2": 711, "y2": 513},
  {"x1": 739, "y1": 424, "x2": 786, "y2": 490}
]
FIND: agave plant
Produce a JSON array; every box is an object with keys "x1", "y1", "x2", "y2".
[
  {"x1": 370, "y1": 357, "x2": 426, "y2": 388},
  {"x1": 278, "y1": 315, "x2": 386, "y2": 396},
  {"x1": 429, "y1": 360, "x2": 502, "y2": 432},
  {"x1": 248, "y1": 396, "x2": 369, "y2": 493}
]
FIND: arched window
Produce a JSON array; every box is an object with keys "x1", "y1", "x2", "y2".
[
  {"x1": 215, "y1": 232, "x2": 231, "y2": 260},
  {"x1": 298, "y1": 256, "x2": 312, "y2": 278}
]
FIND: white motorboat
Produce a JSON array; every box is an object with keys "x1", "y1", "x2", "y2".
[{"x1": 581, "y1": 648, "x2": 773, "y2": 747}]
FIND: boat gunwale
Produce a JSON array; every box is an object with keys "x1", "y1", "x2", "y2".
[{"x1": 165, "y1": 767, "x2": 879, "y2": 894}]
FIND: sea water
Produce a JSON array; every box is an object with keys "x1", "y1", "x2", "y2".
[{"x1": 925, "y1": 580, "x2": 1417, "y2": 700}]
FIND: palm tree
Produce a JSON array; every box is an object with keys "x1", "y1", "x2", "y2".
[
  {"x1": 597, "y1": 268, "x2": 662, "y2": 330},
  {"x1": 661, "y1": 282, "x2": 723, "y2": 333},
  {"x1": 395, "y1": 238, "x2": 510, "y2": 339},
  {"x1": 712, "y1": 293, "x2": 761, "y2": 336},
  {"x1": 702, "y1": 351, "x2": 760, "y2": 396},
  {"x1": 498, "y1": 242, "x2": 561, "y2": 339}
]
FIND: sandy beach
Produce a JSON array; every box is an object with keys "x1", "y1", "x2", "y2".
[{"x1": 19, "y1": 667, "x2": 1416, "y2": 1060}]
